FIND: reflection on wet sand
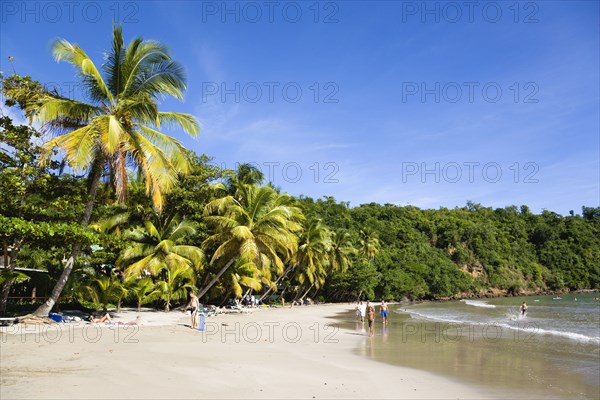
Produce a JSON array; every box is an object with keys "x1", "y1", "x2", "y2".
[{"x1": 346, "y1": 311, "x2": 599, "y2": 400}]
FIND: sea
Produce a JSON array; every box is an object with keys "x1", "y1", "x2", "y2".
[{"x1": 343, "y1": 294, "x2": 600, "y2": 399}]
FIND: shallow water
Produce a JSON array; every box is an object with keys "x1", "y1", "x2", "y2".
[{"x1": 340, "y1": 295, "x2": 600, "y2": 399}]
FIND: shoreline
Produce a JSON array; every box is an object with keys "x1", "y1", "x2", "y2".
[
  {"x1": 379, "y1": 295, "x2": 600, "y2": 400},
  {"x1": 1, "y1": 303, "x2": 495, "y2": 399},
  {"x1": 415, "y1": 288, "x2": 600, "y2": 303}
]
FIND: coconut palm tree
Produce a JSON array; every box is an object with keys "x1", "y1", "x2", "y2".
[
  {"x1": 198, "y1": 184, "x2": 302, "y2": 300},
  {"x1": 359, "y1": 228, "x2": 380, "y2": 262},
  {"x1": 292, "y1": 219, "x2": 332, "y2": 301},
  {"x1": 329, "y1": 229, "x2": 355, "y2": 273},
  {"x1": 28, "y1": 26, "x2": 199, "y2": 316},
  {"x1": 228, "y1": 163, "x2": 265, "y2": 188},
  {"x1": 127, "y1": 277, "x2": 162, "y2": 312},
  {"x1": 118, "y1": 214, "x2": 203, "y2": 311},
  {"x1": 154, "y1": 263, "x2": 195, "y2": 311},
  {"x1": 74, "y1": 270, "x2": 126, "y2": 312},
  {"x1": 119, "y1": 215, "x2": 204, "y2": 278},
  {"x1": 301, "y1": 228, "x2": 355, "y2": 301}
]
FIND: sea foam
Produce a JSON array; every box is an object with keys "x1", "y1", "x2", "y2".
[{"x1": 461, "y1": 300, "x2": 496, "y2": 308}]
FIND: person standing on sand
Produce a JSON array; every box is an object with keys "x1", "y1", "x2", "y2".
[
  {"x1": 186, "y1": 292, "x2": 200, "y2": 329},
  {"x1": 381, "y1": 300, "x2": 388, "y2": 324},
  {"x1": 367, "y1": 301, "x2": 375, "y2": 336},
  {"x1": 520, "y1": 302, "x2": 528, "y2": 316}
]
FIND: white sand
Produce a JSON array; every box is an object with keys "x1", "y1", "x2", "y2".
[{"x1": 1, "y1": 304, "x2": 492, "y2": 399}]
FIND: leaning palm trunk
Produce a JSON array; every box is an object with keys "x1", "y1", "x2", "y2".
[
  {"x1": 259, "y1": 264, "x2": 294, "y2": 302},
  {"x1": 299, "y1": 283, "x2": 315, "y2": 301},
  {"x1": 197, "y1": 258, "x2": 236, "y2": 300},
  {"x1": 310, "y1": 286, "x2": 320, "y2": 300},
  {"x1": 33, "y1": 156, "x2": 104, "y2": 317}
]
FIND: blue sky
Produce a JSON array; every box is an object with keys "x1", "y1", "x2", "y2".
[{"x1": 1, "y1": 1, "x2": 598, "y2": 214}]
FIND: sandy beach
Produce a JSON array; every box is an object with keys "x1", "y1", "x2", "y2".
[{"x1": 0, "y1": 303, "x2": 495, "y2": 399}]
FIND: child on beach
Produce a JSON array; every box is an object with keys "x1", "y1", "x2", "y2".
[{"x1": 367, "y1": 302, "x2": 375, "y2": 336}]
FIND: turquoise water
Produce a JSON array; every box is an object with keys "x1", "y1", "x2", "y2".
[{"x1": 346, "y1": 294, "x2": 600, "y2": 399}]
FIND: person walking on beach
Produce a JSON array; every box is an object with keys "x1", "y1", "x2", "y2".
[
  {"x1": 520, "y1": 302, "x2": 528, "y2": 316},
  {"x1": 359, "y1": 301, "x2": 367, "y2": 322},
  {"x1": 186, "y1": 291, "x2": 200, "y2": 329},
  {"x1": 367, "y1": 301, "x2": 375, "y2": 336},
  {"x1": 381, "y1": 300, "x2": 388, "y2": 325}
]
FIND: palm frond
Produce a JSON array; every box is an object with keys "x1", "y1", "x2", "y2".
[
  {"x1": 35, "y1": 98, "x2": 99, "y2": 124},
  {"x1": 52, "y1": 39, "x2": 114, "y2": 103},
  {"x1": 156, "y1": 112, "x2": 200, "y2": 136}
]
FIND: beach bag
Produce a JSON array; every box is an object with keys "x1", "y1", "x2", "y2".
[{"x1": 48, "y1": 313, "x2": 63, "y2": 323}]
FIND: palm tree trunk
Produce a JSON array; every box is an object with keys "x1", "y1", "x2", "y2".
[
  {"x1": 33, "y1": 155, "x2": 104, "y2": 317},
  {"x1": 197, "y1": 258, "x2": 235, "y2": 300},
  {"x1": 218, "y1": 288, "x2": 233, "y2": 307},
  {"x1": 259, "y1": 264, "x2": 292, "y2": 302},
  {"x1": 300, "y1": 283, "x2": 314, "y2": 301},
  {"x1": 310, "y1": 286, "x2": 320, "y2": 300}
]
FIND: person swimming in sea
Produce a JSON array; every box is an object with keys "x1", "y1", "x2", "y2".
[{"x1": 520, "y1": 302, "x2": 528, "y2": 316}]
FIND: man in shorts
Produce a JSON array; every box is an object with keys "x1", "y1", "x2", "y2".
[
  {"x1": 381, "y1": 300, "x2": 388, "y2": 325},
  {"x1": 186, "y1": 291, "x2": 200, "y2": 329}
]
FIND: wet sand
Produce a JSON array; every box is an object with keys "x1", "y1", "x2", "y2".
[{"x1": 344, "y1": 309, "x2": 599, "y2": 400}]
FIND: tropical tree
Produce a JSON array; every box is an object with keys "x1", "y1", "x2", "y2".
[
  {"x1": 292, "y1": 219, "x2": 332, "y2": 301},
  {"x1": 329, "y1": 228, "x2": 355, "y2": 274},
  {"x1": 118, "y1": 214, "x2": 204, "y2": 310},
  {"x1": 9, "y1": 26, "x2": 200, "y2": 316},
  {"x1": 74, "y1": 270, "x2": 126, "y2": 312},
  {"x1": 359, "y1": 228, "x2": 380, "y2": 262},
  {"x1": 154, "y1": 263, "x2": 195, "y2": 311},
  {"x1": 198, "y1": 184, "x2": 302, "y2": 300},
  {"x1": 119, "y1": 215, "x2": 204, "y2": 276},
  {"x1": 227, "y1": 162, "x2": 265, "y2": 188},
  {"x1": 127, "y1": 277, "x2": 162, "y2": 312},
  {"x1": 0, "y1": 74, "x2": 88, "y2": 315}
]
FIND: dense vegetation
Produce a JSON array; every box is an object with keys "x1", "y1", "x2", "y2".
[{"x1": 1, "y1": 31, "x2": 598, "y2": 315}]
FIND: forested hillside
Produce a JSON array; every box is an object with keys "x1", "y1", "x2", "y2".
[{"x1": 304, "y1": 197, "x2": 600, "y2": 301}]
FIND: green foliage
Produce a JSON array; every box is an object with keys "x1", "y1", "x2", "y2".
[
  {"x1": 74, "y1": 270, "x2": 125, "y2": 311},
  {"x1": 0, "y1": 216, "x2": 97, "y2": 246},
  {"x1": 326, "y1": 260, "x2": 379, "y2": 301}
]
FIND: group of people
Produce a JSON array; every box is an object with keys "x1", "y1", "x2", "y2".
[
  {"x1": 243, "y1": 294, "x2": 260, "y2": 307},
  {"x1": 356, "y1": 300, "x2": 388, "y2": 336}
]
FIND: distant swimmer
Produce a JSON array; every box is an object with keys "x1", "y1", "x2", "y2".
[{"x1": 520, "y1": 302, "x2": 528, "y2": 316}]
